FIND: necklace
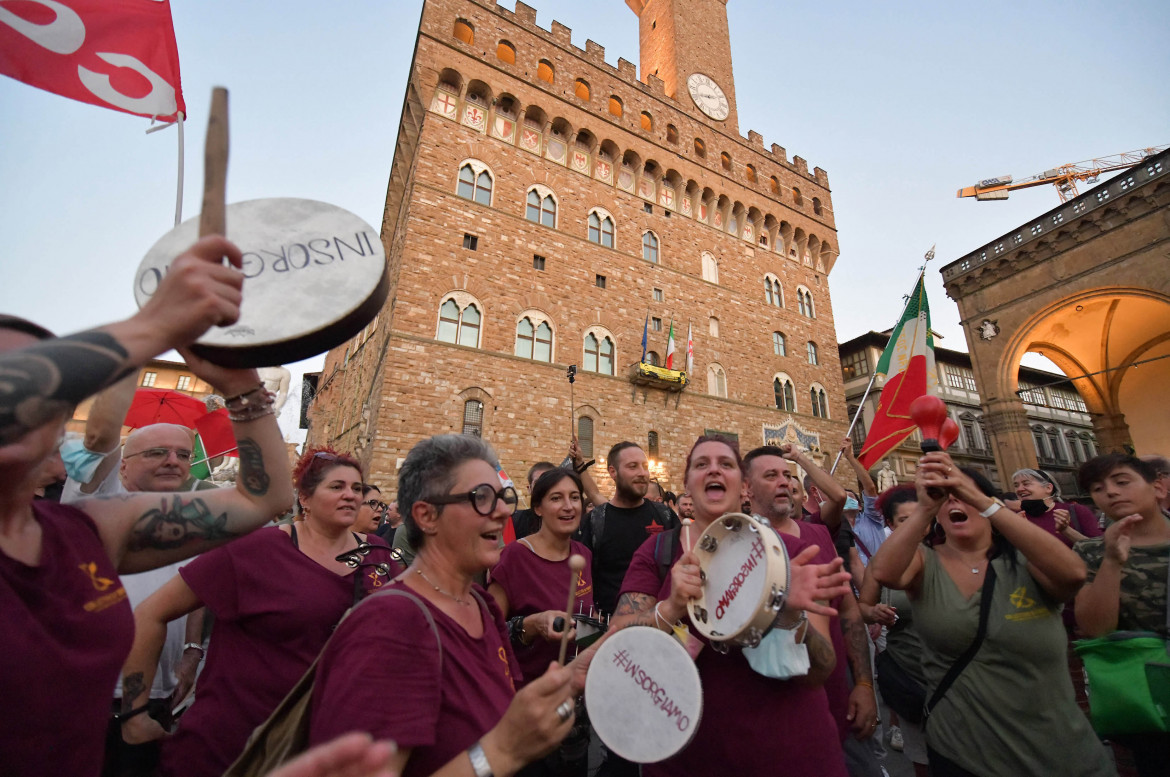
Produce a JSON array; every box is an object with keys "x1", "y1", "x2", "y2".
[{"x1": 415, "y1": 567, "x2": 471, "y2": 606}]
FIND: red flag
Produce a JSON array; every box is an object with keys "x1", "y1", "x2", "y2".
[{"x1": 0, "y1": 0, "x2": 185, "y2": 121}]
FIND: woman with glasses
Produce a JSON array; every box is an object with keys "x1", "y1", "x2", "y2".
[
  {"x1": 355, "y1": 484, "x2": 387, "y2": 535},
  {"x1": 488, "y1": 467, "x2": 594, "y2": 777},
  {"x1": 307, "y1": 434, "x2": 578, "y2": 777},
  {"x1": 120, "y1": 447, "x2": 395, "y2": 777}
]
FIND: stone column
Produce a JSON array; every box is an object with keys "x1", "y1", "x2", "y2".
[
  {"x1": 1091, "y1": 412, "x2": 1133, "y2": 453},
  {"x1": 983, "y1": 397, "x2": 1036, "y2": 482}
]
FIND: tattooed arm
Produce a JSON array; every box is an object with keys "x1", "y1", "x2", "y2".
[
  {"x1": 802, "y1": 615, "x2": 837, "y2": 686},
  {"x1": 0, "y1": 236, "x2": 244, "y2": 447},
  {"x1": 839, "y1": 593, "x2": 878, "y2": 737},
  {"x1": 120, "y1": 574, "x2": 204, "y2": 745}
]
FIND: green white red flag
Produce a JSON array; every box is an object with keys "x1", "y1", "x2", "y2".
[
  {"x1": 665, "y1": 321, "x2": 676, "y2": 369},
  {"x1": 858, "y1": 273, "x2": 937, "y2": 468}
]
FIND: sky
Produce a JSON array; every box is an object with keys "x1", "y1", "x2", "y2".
[{"x1": 2, "y1": 0, "x2": 1168, "y2": 441}]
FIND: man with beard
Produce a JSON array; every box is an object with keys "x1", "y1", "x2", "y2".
[
  {"x1": 745, "y1": 446, "x2": 885, "y2": 777},
  {"x1": 677, "y1": 492, "x2": 694, "y2": 520},
  {"x1": 578, "y1": 441, "x2": 677, "y2": 617}
]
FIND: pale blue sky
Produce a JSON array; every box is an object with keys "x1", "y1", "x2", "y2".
[{"x1": 2, "y1": 0, "x2": 1167, "y2": 434}]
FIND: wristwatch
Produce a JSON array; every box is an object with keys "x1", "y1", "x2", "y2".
[
  {"x1": 978, "y1": 499, "x2": 1004, "y2": 518},
  {"x1": 468, "y1": 742, "x2": 494, "y2": 777}
]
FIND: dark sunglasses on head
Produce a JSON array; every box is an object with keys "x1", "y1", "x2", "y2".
[{"x1": 428, "y1": 483, "x2": 518, "y2": 516}]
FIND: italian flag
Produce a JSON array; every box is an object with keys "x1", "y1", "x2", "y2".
[
  {"x1": 686, "y1": 323, "x2": 694, "y2": 374},
  {"x1": 858, "y1": 273, "x2": 937, "y2": 469},
  {"x1": 665, "y1": 322, "x2": 676, "y2": 369}
]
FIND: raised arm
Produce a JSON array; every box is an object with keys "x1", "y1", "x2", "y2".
[
  {"x1": 70, "y1": 374, "x2": 139, "y2": 494},
  {"x1": 867, "y1": 467, "x2": 936, "y2": 593},
  {"x1": 81, "y1": 357, "x2": 293, "y2": 574},
  {"x1": 1075, "y1": 515, "x2": 1140, "y2": 636},
  {"x1": 840, "y1": 437, "x2": 877, "y2": 497},
  {"x1": 782, "y1": 444, "x2": 846, "y2": 530},
  {"x1": 0, "y1": 236, "x2": 243, "y2": 447},
  {"x1": 569, "y1": 437, "x2": 605, "y2": 510}
]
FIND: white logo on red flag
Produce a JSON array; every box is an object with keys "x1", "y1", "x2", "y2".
[{"x1": 0, "y1": 0, "x2": 185, "y2": 121}]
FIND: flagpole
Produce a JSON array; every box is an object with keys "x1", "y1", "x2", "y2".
[
  {"x1": 145, "y1": 112, "x2": 186, "y2": 226},
  {"x1": 830, "y1": 246, "x2": 935, "y2": 475}
]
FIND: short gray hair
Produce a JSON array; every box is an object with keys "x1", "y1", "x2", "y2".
[
  {"x1": 399, "y1": 434, "x2": 499, "y2": 549},
  {"x1": 1011, "y1": 468, "x2": 1059, "y2": 499}
]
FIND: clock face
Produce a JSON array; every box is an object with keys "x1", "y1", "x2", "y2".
[{"x1": 687, "y1": 73, "x2": 729, "y2": 121}]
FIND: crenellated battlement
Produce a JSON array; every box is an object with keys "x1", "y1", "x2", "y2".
[{"x1": 453, "y1": 0, "x2": 830, "y2": 193}]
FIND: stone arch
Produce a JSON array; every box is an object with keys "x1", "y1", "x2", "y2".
[{"x1": 496, "y1": 40, "x2": 516, "y2": 64}]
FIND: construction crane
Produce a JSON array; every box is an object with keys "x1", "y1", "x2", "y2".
[{"x1": 957, "y1": 145, "x2": 1168, "y2": 203}]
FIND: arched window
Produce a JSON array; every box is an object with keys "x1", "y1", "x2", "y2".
[
  {"x1": 462, "y1": 399, "x2": 484, "y2": 436},
  {"x1": 701, "y1": 252, "x2": 719, "y2": 283},
  {"x1": 807, "y1": 341, "x2": 818, "y2": 365},
  {"x1": 537, "y1": 59, "x2": 554, "y2": 84},
  {"x1": 707, "y1": 363, "x2": 727, "y2": 398},
  {"x1": 648, "y1": 430, "x2": 659, "y2": 457},
  {"x1": 608, "y1": 96, "x2": 623, "y2": 117},
  {"x1": 642, "y1": 231, "x2": 659, "y2": 263},
  {"x1": 456, "y1": 162, "x2": 492, "y2": 205},
  {"x1": 810, "y1": 385, "x2": 828, "y2": 418},
  {"x1": 694, "y1": 138, "x2": 706, "y2": 158},
  {"x1": 764, "y1": 276, "x2": 783, "y2": 307},
  {"x1": 709, "y1": 317, "x2": 719, "y2": 337},
  {"x1": 525, "y1": 188, "x2": 557, "y2": 227},
  {"x1": 812, "y1": 197, "x2": 823, "y2": 215},
  {"x1": 437, "y1": 297, "x2": 482, "y2": 348},
  {"x1": 773, "y1": 376, "x2": 796, "y2": 411},
  {"x1": 584, "y1": 332, "x2": 615, "y2": 375},
  {"x1": 772, "y1": 332, "x2": 786, "y2": 356},
  {"x1": 792, "y1": 187, "x2": 803, "y2": 206},
  {"x1": 588, "y1": 210, "x2": 615, "y2": 248},
  {"x1": 514, "y1": 316, "x2": 553, "y2": 362},
  {"x1": 578, "y1": 416, "x2": 594, "y2": 457},
  {"x1": 453, "y1": 19, "x2": 474, "y2": 45},
  {"x1": 1032, "y1": 426, "x2": 1048, "y2": 460},
  {"x1": 666, "y1": 124, "x2": 679, "y2": 144},
  {"x1": 645, "y1": 350, "x2": 660, "y2": 366},
  {"x1": 574, "y1": 79, "x2": 591, "y2": 101},
  {"x1": 797, "y1": 287, "x2": 815, "y2": 318},
  {"x1": 770, "y1": 176, "x2": 781, "y2": 195},
  {"x1": 1048, "y1": 428, "x2": 1065, "y2": 463},
  {"x1": 496, "y1": 40, "x2": 515, "y2": 64},
  {"x1": 640, "y1": 111, "x2": 653, "y2": 132},
  {"x1": 746, "y1": 165, "x2": 757, "y2": 183},
  {"x1": 720, "y1": 152, "x2": 732, "y2": 172}
]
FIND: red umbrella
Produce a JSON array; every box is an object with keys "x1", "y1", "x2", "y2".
[
  {"x1": 123, "y1": 389, "x2": 209, "y2": 429},
  {"x1": 195, "y1": 409, "x2": 237, "y2": 459}
]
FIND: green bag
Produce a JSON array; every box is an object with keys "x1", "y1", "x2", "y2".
[{"x1": 1074, "y1": 631, "x2": 1170, "y2": 737}]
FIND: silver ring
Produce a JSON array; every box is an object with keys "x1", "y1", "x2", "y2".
[{"x1": 556, "y1": 700, "x2": 573, "y2": 722}]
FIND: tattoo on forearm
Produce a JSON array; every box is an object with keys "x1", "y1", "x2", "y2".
[
  {"x1": 613, "y1": 592, "x2": 658, "y2": 627},
  {"x1": 127, "y1": 496, "x2": 237, "y2": 552},
  {"x1": 235, "y1": 438, "x2": 270, "y2": 496},
  {"x1": 805, "y1": 629, "x2": 835, "y2": 672},
  {"x1": 841, "y1": 610, "x2": 873, "y2": 681},
  {"x1": 0, "y1": 330, "x2": 130, "y2": 446},
  {"x1": 122, "y1": 672, "x2": 147, "y2": 711}
]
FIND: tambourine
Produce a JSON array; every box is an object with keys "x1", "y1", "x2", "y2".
[
  {"x1": 134, "y1": 198, "x2": 388, "y2": 367},
  {"x1": 687, "y1": 512, "x2": 790, "y2": 647},
  {"x1": 585, "y1": 626, "x2": 703, "y2": 763}
]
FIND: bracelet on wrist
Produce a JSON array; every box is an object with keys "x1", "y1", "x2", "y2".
[
  {"x1": 776, "y1": 609, "x2": 808, "y2": 631},
  {"x1": 855, "y1": 679, "x2": 873, "y2": 689},
  {"x1": 467, "y1": 742, "x2": 494, "y2": 777},
  {"x1": 654, "y1": 601, "x2": 678, "y2": 631},
  {"x1": 182, "y1": 642, "x2": 205, "y2": 658}
]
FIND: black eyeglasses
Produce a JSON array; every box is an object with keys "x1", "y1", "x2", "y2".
[
  {"x1": 364, "y1": 499, "x2": 387, "y2": 511},
  {"x1": 124, "y1": 447, "x2": 194, "y2": 462},
  {"x1": 427, "y1": 483, "x2": 518, "y2": 516}
]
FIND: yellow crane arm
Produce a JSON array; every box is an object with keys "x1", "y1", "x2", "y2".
[{"x1": 957, "y1": 145, "x2": 1168, "y2": 202}]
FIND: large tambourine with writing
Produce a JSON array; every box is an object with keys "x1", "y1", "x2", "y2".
[
  {"x1": 134, "y1": 198, "x2": 388, "y2": 367},
  {"x1": 585, "y1": 626, "x2": 703, "y2": 763},
  {"x1": 688, "y1": 512, "x2": 790, "y2": 648}
]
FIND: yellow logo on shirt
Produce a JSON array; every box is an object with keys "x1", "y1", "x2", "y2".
[
  {"x1": 1005, "y1": 585, "x2": 1049, "y2": 622},
  {"x1": 79, "y1": 562, "x2": 114, "y2": 591}
]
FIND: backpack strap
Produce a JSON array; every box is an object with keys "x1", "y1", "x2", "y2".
[
  {"x1": 924, "y1": 560, "x2": 997, "y2": 721},
  {"x1": 654, "y1": 527, "x2": 682, "y2": 583},
  {"x1": 591, "y1": 502, "x2": 608, "y2": 550}
]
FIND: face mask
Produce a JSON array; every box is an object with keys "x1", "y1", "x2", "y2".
[
  {"x1": 59, "y1": 436, "x2": 108, "y2": 483},
  {"x1": 844, "y1": 497, "x2": 860, "y2": 511},
  {"x1": 743, "y1": 627, "x2": 811, "y2": 679},
  {"x1": 1020, "y1": 499, "x2": 1049, "y2": 518}
]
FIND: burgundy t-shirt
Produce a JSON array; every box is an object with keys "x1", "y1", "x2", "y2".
[
  {"x1": 617, "y1": 533, "x2": 847, "y2": 777},
  {"x1": 309, "y1": 581, "x2": 522, "y2": 777},
  {"x1": 1, "y1": 502, "x2": 134, "y2": 777},
  {"x1": 1029, "y1": 502, "x2": 1102, "y2": 547},
  {"x1": 490, "y1": 539, "x2": 594, "y2": 686},
  {"x1": 799, "y1": 521, "x2": 853, "y2": 741},
  {"x1": 161, "y1": 528, "x2": 388, "y2": 777}
]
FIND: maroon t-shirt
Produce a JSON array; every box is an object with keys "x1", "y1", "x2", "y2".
[
  {"x1": 1028, "y1": 501, "x2": 1102, "y2": 547},
  {"x1": 1, "y1": 502, "x2": 134, "y2": 777},
  {"x1": 309, "y1": 581, "x2": 522, "y2": 777},
  {"x1": 490, "y1": 539, "x2": 594, "y2": 686},
  {"x1": 617, "y1": 532, "x2": 847, "y2": 777},
  {"x1": 799, "y1": 521, "x2": 853, "y2": 741},
  {"x1": 161, "y1": 528, "x2": 389, "y2": 777}
]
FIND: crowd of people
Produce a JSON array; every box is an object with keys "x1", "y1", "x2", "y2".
[{"x1": 3, "y1": 233, "x2": 1169, "y2": 777}]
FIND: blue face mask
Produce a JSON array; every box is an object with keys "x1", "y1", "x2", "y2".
[
  {"x1": 844, "y1": 497, "x2": 860, "y2": 511},
  {"x1": 59, "y1": 437, "x2": 109, "y2": 483},
  {"x1": 743, "y1": 627, "x2": 811, "y2": 679}
]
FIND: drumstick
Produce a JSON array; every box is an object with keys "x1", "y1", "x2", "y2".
[
  {"x1": 559, "y1": 554, "x2": 586, "y2": 664},
  {"x1": 199, "y1": 87, "x2": 229, "y2": 238},
  {"x1": 682, "y1": 518, "x2": 694, "y2": 553}
]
